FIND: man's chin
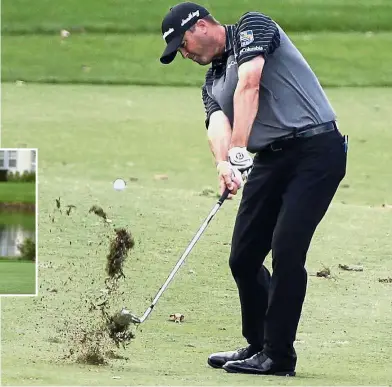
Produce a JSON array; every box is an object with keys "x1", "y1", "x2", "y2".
[{"x1": 195, "y1": 59, "x2": 212, "y2": 66}]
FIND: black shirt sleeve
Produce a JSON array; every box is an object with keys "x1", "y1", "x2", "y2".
[
  {"x1": 201, "y1": 68, "x2": 221, "y2": 129},
  {"x1": 235, "y1": 12, "x2": 280, "y2": 66}
]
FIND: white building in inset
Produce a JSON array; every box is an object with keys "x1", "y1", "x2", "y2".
[{"x1": 0, "y1": 149, "x2": 36, "y2": 172}]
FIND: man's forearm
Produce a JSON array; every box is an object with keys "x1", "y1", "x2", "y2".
[
  {"x1": 230, "y1": 83, "x2": 259, "y2": 148},
  {"x1": 207, "y1": 111, "x2": 232, "y2": 165}
]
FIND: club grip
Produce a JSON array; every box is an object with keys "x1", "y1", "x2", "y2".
[{"x1": 217, "y1": 187, "x2": 231, "y2": 204}]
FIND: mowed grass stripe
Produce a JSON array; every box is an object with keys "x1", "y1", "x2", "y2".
[
  {"x1": 1, "y1": 84, "x2": 392, "y2": 206},
  {"x1": 2, "y1": 0, "x2": 392, "y2": 34},
  {"x1": 3, "y1": 32, "x2": 392, "y2": 87}
]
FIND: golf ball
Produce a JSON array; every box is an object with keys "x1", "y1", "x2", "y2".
[{"x1": 113, "y1": 178, "x2": 126, "y2": 191}]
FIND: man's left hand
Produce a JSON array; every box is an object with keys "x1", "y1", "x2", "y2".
[{"x1": 228, "y1": 147, "x2": 253, "y2": 179}]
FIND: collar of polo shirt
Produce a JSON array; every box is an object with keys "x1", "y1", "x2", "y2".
[{"x1": 211, "y1": 24, "x2": 236, "y2": 74}]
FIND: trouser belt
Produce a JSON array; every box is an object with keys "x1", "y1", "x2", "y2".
[{"x1": 267, "y1": 121, "x2": 337, "y2": 152}]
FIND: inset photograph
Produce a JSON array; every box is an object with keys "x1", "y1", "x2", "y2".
[{"x1": 0, "y1": 148, "x2": 37, "y2": 295}]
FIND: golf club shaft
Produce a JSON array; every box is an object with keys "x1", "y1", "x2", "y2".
[{"x1": 138, "y1": 188, "x2": 230, "y2": 323}]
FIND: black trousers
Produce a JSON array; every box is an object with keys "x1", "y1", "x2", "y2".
[{"x1": 229, "y1": 129, "x2": 347, "y2": 366}]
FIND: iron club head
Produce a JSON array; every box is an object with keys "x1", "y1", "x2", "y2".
[
  {"x1": 112, "y1": 308, "x2": 141, "y2": 326},
  {"x1": 131, "y1": 315, "x2": 141, "y2": 324}
]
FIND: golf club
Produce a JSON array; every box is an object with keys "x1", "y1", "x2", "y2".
[{"x1": 123, "y1": 187, "x2": 231, "y2": 325}]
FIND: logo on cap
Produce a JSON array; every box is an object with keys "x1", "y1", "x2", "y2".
[
  {"x1": 181, "y1": 10, "x2": 200, "y2": 26},
  {"x1": 163, "y1": 28, "x2": 174, "y2": 40}
]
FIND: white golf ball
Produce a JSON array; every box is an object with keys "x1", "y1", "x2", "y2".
[
  {"x1": 113, "y1": 178, "x2": 126, "y2": 191},
  {"x1": 60, "y1": 29, "x2": 70, "y2": 38}
]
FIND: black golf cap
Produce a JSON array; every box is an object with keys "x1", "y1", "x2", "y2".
[{"x1": 160, "y1": 2, "x2": 210, "y2": 64}]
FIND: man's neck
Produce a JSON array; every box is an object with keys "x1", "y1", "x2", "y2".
[{"x1": 212, "y1": 25, "x2": 228, "y2": 60}]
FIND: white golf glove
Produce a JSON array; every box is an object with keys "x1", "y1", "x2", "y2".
[{"x1": 228, "y1": 147, "x2": 253, "y2": 179}]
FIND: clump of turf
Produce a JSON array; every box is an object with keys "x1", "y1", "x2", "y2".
[
  {"x1": 103, "y1": 309, "x2": 137, "y2": 348},
  {"x1": 89, "y1": 205, "x2": 110, "y2": 222},
  {"x1": 106, "y1": 228, "x2": 135, "y2": 280},
  {"x1": 62, "y1": 316, "x2": 111, "y2": 366},
  {"x1": 98, "y1": 227, "x2": 138, "y2": 348},
  {"x1": 75, "y1": 327, "x2": 108, "y2": 365},
  {"x1": 316, "y1": 266, "x2": 331, "y2": 278}
]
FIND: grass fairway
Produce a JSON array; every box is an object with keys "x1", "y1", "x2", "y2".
[
  {"x1": 1, "y1": 84, "x2": 392, "y2": 385},
  {"x1": 0, "y1": 182, "x2": 36, "y2": 203},
  {"x1": 0, "y1": 260, "x2": 36, "y2": 295}
]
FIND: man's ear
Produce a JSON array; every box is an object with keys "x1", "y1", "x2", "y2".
[{"x1": 196, "y1": 18, "x2": 208, "y2": 33}]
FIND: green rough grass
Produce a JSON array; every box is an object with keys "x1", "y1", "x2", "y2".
[
  {"x1": 0, "y1": 182, "x2": 36, "y2": 203},
  {"x1": 3, "y1": 32, "x2": 392, "y2": 87},
  {"x1": 1, "y1": 84, "x2": 392, "y2": 385},
  {"x1": 0, "y1": 260, "x2": 36, "y2": 295},
  {"x1": 2, "y1": 0, "x2": 392, "y2": 34}
]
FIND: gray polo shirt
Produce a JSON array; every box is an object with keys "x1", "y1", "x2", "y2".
[{"x1": 201, "y1": 12, "x2": 336, "y2": 152}]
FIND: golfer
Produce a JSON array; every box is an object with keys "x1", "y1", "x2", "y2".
[{"x1": 160, "y1": 2, "x2": 347, "y2": 376}]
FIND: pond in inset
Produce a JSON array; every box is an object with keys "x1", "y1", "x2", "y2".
[{"x1": 0, "y1": 212, "x2": 35, "y2": 257}]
